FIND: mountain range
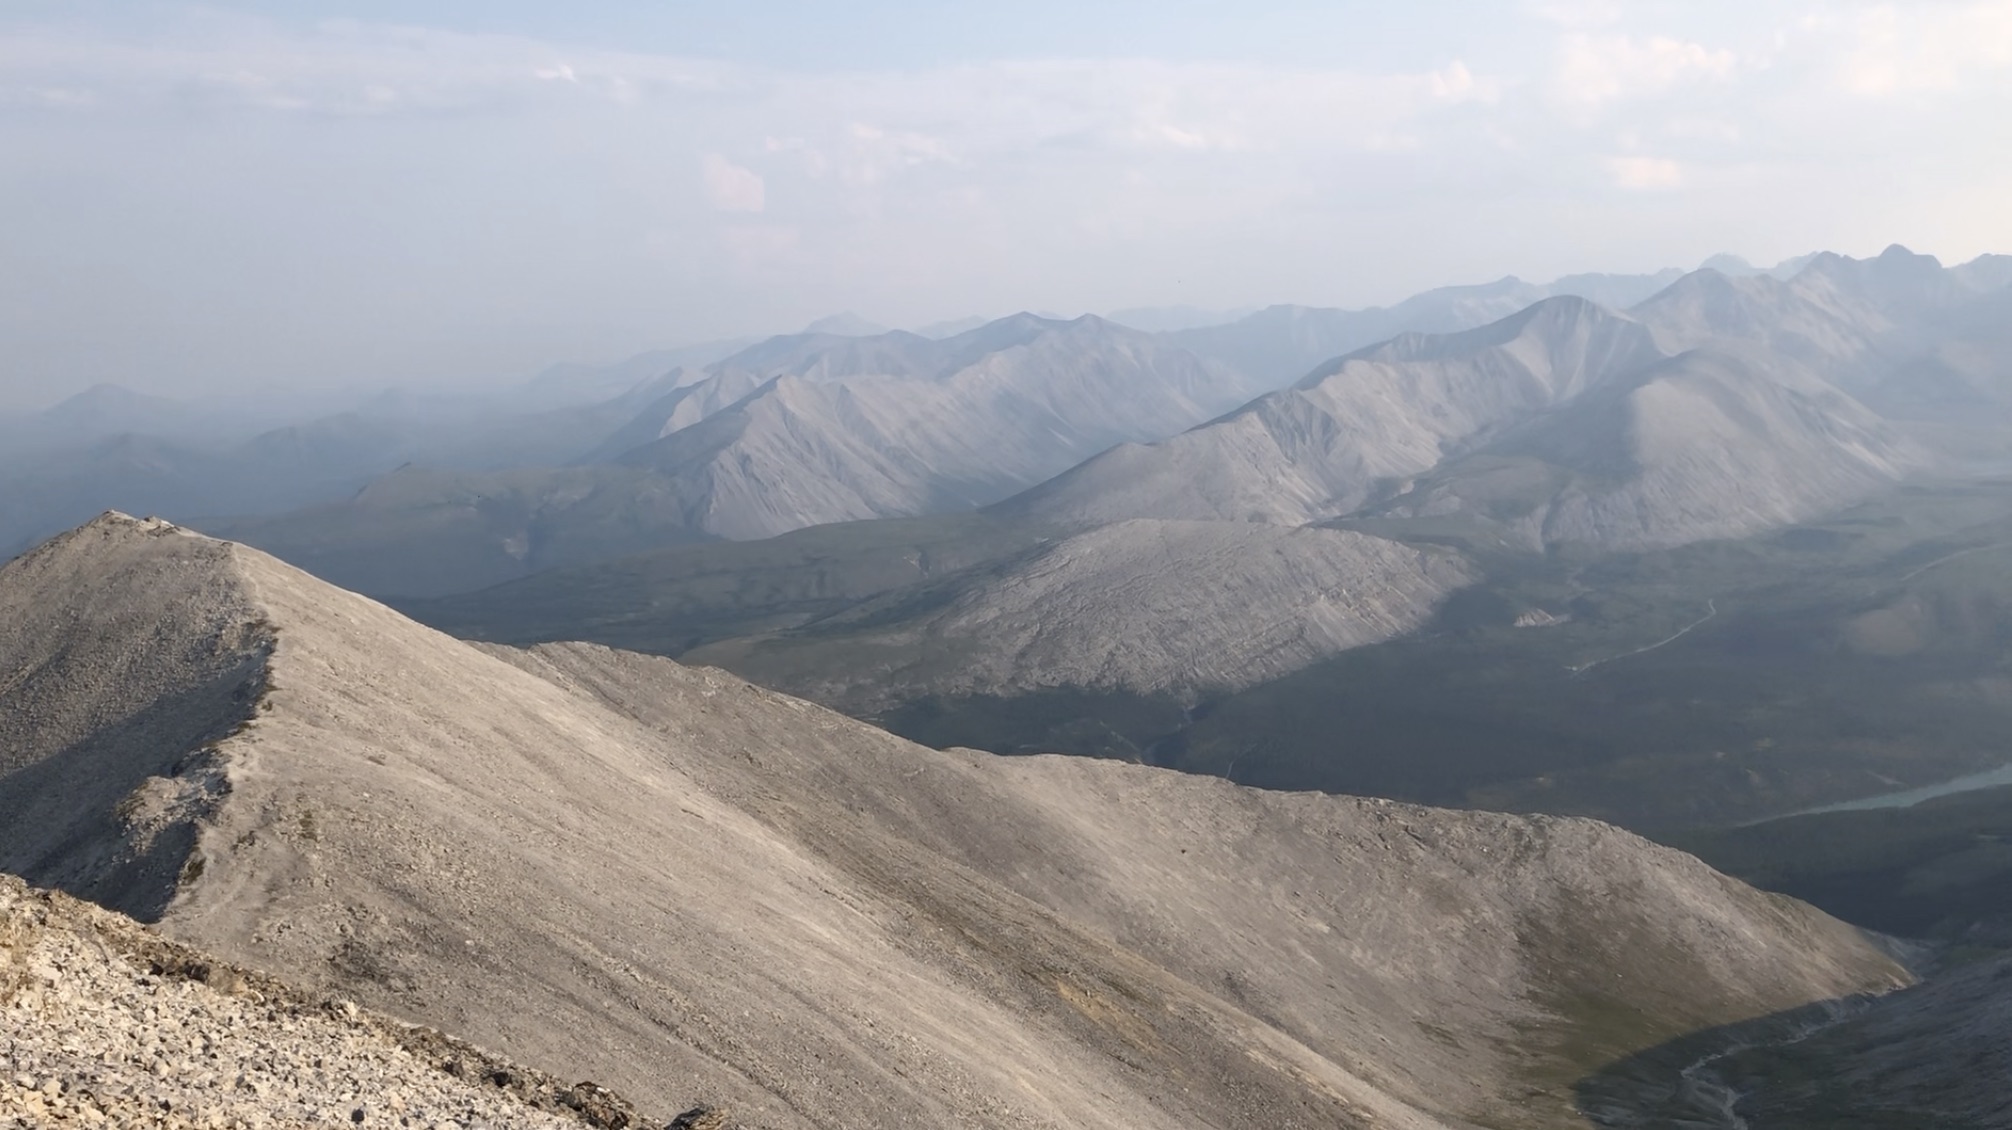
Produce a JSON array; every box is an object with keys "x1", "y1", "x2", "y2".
[
  {"x1": 12, "y1": 243, "x2": 2012, "y2": 1127},
  {"x1": 217, "y1": 313, "x2": 1271, "y2": 593},
  {"x1": 390, "y1": 247, "x2": 2012, "y2": 841},
  {"x1": 1010, "y1": 252, "x2": 1977, "y2": 552}
]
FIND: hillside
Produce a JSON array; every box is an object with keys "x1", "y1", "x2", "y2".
[
  {"x1": 607, "y1": 314, "x2": 1266, "y2": 540},
  {"x1": 1009, "y1": 291, "x2": 1917, "y2": 552},
  {"x1": 1359, "y1": 345, "x2": 1914, "y2": 551},
  {"x1": 687, "y1": 519, "x2": 1472, "y2": 712},
  {"x1": 1009, "y1": 297, "x2": 1669, "y2": 529},
  {"x1": 0, "y1": 874, "x2": 649, "y2": 1129},
  {"x1": 0, "y1": 513, "x2": 1910, "y2": 1130}
]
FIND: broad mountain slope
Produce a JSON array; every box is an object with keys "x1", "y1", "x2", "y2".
[
  {"x1": 1363, "y1": 345, "x2": 1914, "y2": 551},
  {"x1": 687, "y1": 519, "x2": 1473, "y2": 712},
  {"x1": 1634, "y1": 246, "x2": 2012, "y2": 426},
  {"x1": 1010, "y1": 290, "x2": 1918, "y2": 552},
  {"x1": 609, "y1": 314, "x2": 1267, "y2": 540},
  {"x1": 0, "y1": 514, "x2": 1908, "y2": 1130},
  {"x1": 1008, "y1": 296, "x2": 1667, "y2": 529}
]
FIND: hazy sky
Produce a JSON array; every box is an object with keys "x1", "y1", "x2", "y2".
[{"x1": 4, "y1": 1, "x2": 2011, "y2": 408}]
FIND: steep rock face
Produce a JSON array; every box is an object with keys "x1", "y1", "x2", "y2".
[
  {"x1": 688, "y1": 519, "x2": 1473, "y2": 710},
  {"x1": 0, "y1": 514, "x2": 1909, "y2": 1130},
  {"x1": 1011, "y1": 297, "x2": 1667, "y2": 529}
]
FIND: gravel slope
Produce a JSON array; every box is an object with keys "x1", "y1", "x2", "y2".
[
  {"x1": 0, "y1": 873, "x2": 647, "y2": 1130},
  {"x1": 0, "y1": 514, "x2": 1910, "y2": 1130}
]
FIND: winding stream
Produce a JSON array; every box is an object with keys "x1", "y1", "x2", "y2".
[
  {"x1": 1566, "y1": 599, "x2": 1718, "y2": 677},
  {"x1": 1672, "y1": 998, "x2": 1866, "y2": 1129}
]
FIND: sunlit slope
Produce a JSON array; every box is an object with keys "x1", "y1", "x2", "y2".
[
  {"x1": 1009, "y1": 293, "x2": 1916, "y2": 551},
  {"x1": 0, "y1": 514, "x2": 1906, "y2": 1129}
]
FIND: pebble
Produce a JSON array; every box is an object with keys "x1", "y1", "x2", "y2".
[{"x1": 0, "y1": 879, "x2": 619, "y2": 1130}]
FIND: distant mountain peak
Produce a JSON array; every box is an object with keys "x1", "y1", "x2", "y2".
[
  {"x1": 1879, "y1": 242, "x2": 1935, "y2": 264},
  {"x1": 801, "y1": 312, "x2": 891, "y2": 337},
  {"x1": 41, "y1": 382, "x2": 177, "y2": 421}
]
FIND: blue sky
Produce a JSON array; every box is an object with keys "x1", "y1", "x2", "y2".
[{"x1": 3, "y1": 1, "x2": 2011, "y2": 406}]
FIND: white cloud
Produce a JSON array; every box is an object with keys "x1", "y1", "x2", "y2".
[
  {"x1": 1830, "y1": 1, "x2": 2012, "y2": 95},
  {"x1": 1553, "y1": 33, "x2": 1737, "y2": 110},
  {"x1": 1606, "y1": 155, "x2": 1685, "y2": 190},
  {"x1": 840, "y1": 123, "x2": 956, "y2": 185},
  {"x1": 1528, "y1": 0, "x2": 1623, "y2": 29},
  {"x1": 5, "y1": 6, "x2": 2012, "y2": 406},
  {"x1": 701, "y1": 153, "x2": 766, "y2": 212},
  {"x1": 1429, "y1": 61, "x2": 1483, "y2": 102}
]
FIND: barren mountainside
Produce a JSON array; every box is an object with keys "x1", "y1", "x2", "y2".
[
  {"x1": 223, "y1": 314, "x2": 1272, "y2": 595},
  {"x1": 0, "y1": 514, "x2": 1911, "y2": 1130},
  {"x1": 1009, "y1": 280, "x2": 1922, "y2": 551},
  {"x1": 607, "y1": 314, "x2": 1268, "y2": 540},
  {"x1": 0, "y1": 874, "x2": 648, "y2": 1129},
  {"x1": 688, "y1": 518, "x2": 1473, "y2": 710}
]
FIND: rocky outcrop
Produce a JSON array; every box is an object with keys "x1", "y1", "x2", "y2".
[{"x1": 0, "y1": 873, "x2": 650, "y2": 1130}]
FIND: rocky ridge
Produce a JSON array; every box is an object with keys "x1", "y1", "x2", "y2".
[
  {"x1": 1009, "y1": 289, "x2": 1920, "y2": 551},
  {"x1": 0, "y1": 514, "x2": 1911, "y2": 1130}
]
